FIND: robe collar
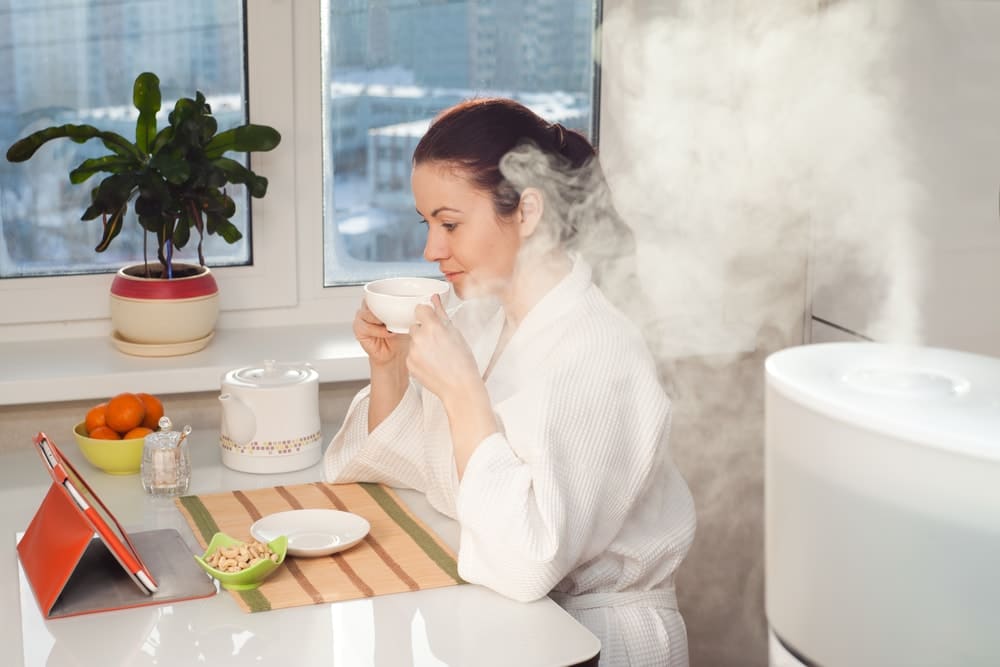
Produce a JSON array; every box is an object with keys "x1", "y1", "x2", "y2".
[{"x1": 471, "y1": 254, "x2": 593, "y2": 380}]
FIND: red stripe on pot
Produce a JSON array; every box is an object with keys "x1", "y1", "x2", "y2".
[{"x1": 111, "y1": 268, "x2": 219, "y2": 300}]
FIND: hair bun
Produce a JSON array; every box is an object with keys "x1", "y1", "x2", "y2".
[
  {"x1": 550, "y1": 123, "x2": 595, "y2": 168},
  {"x1": 549, "y1": 122, "x2": 568, "y2": 151}
]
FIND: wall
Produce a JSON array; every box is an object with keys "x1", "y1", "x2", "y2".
[
  {"x1": 809, "y1": 0, "x2": 1000, "y2": 358},
  {"x1": 0, "y1": 382, "x2": 367, "y2": 458}
]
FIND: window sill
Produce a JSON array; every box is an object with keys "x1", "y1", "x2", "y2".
[{"x1": 0, "y1": 323, "x2": 370, "y2": 407}]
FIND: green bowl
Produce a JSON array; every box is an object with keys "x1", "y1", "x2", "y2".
[
  {"x1": 73, "y1": 421, "x2": 145, "y2": 475},
  {"x1": 193, "y1": 532, "x2": 288, "y2": 591}
]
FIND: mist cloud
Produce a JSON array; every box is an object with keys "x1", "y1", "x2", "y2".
[{"x1": 589, "y1": 0, "x2": 926, "y2": 360}]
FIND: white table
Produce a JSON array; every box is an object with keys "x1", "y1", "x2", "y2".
[{"x1": 0, "y1": 427, "x2": 600, "y2": 666}]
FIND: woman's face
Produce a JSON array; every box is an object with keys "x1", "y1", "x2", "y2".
[{"x1": 412, "y1": 161, "x2": 522, "y2": 299}]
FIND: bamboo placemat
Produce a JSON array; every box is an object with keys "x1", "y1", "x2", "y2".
[{"x1": 175, "y1": 482, "x2": 464, "y2": 613}]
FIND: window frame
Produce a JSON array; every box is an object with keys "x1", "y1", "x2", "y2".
[
  {"x1": 0, "y1": 0, "x2": 362, "y2": 341},
  {"x1": 0, "y1": 0, "x2": 606, "y2": 342}
]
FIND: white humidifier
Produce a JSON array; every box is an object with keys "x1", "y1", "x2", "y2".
[{"x1": 764, "y1": 342, "x2": 1000, "y2": 667}]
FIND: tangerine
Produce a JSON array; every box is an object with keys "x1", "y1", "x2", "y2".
[
  {"x1": 88, "y1": 426, "x2": 121, "y2": 440},
  {"x1": 137, "y1": 393, "x2": 165, "y2": 430},
  {"x1": 85, "y1": 402, "x2": 108, "y2": 434},
  {"x1": 123, "y1": 426, "x2": 153, "y2": 440},
  {"x1": 105, "y1": 392, "x2": 146, "y2": 434}
]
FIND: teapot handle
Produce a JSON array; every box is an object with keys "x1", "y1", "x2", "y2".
[{"x1": 219, "y1": 393, "x2": 256, "y2": 446}]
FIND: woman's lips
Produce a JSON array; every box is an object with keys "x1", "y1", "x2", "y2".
[{"x1": 442, "y1": 271, "x2": 462, "y2": 282}]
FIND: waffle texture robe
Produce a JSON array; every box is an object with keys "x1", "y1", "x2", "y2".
[{"x1": 323, "y1": 257, "x2": 697, "y2": 666}]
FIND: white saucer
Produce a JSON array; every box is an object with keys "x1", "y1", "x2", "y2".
[
  {"x1": 111, "y1": 330, "x2": 214, "y2": 357},
  {"x1": 250, "y1": 509, "x2": 371, "y2": 558}
]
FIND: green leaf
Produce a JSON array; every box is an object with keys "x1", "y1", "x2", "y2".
[
  {"x1": 94, "y1": 205, "x2": 127, "y2": 252},
  {"x1": 87, "y1": 173, "x2": 138, "y2": 227},
  {"x1": 81, "y1": 202, "x2": 103, "y2": 221},
  {"x1": 208, "y1": 157, "x2": 268, "y2": 195},
  {"x1": 205, "y1": 125, "x2": 281, "y2": 158},
  {"x1": 6, "y1": 124, "x2": 142, "y2": 162},
  {"x1": 150, "y1": 126, "x2": 175, "y2": 154},
  {"x1": 138, "y1": 172, "x2": 172, "y2": 206},
  {"x1": 69, "y1": 155, "x2": 139, "y2": 184},
  {"x1": 133, "y1": 72, "x2": 161, "y2": 154},
  {"x1": 138, "y1": 213, "x2": 166, "y2": 234},
  {"x1": 134, "y1": 193, "x2": 162, "y2": 217},
  {"x1": 172, "y1": 212, "x2": 191, "y2": 249},
  {"x1": 247, "y1": 173, "x2": 268, "y2": 198},
  {"x1": 149, "y1": 152, "x2": 191, "y2": 184},
  {"x1": 203, "y1": 189, "x2": 236, "y2": 217},
  {"x1": 206, "y1": 212, "x2": 243, "y2": 243},
  {"x1": 168, "y1": 98, "x2": 193, "y2": 124}
]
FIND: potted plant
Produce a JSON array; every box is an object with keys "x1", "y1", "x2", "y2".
[{"x1": 4, "y1": 71, "x2": 281, "y2": 354}]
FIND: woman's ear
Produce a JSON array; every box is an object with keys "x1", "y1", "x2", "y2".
[{"x1": 518, "y1": 188, "x2": 544, "y2": 238}]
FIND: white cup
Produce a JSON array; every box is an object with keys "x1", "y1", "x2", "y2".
[{"x1": 363, "y1": 277, "x2": 451, "y2": 333}]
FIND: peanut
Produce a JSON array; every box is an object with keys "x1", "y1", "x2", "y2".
[{"x1": 205, "y1": 539, "x2": 277, "y2": 573}]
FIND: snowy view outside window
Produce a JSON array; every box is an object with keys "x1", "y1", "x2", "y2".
[
  {"x1": 321, "y1": 0, "x2": 598, "y2": 285},
  {"x1": 0, "y1": 0, "x2": 247, "y2": 279}
]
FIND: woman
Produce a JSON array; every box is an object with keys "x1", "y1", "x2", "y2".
[{"x1": 324, "y1": 98, "x2": 696, "y2": 667}]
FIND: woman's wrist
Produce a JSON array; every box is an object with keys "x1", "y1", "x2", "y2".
[
  {"x1": 370, "y1": 356, "x2": 408, "y2": 383},
  {"x1": 367, "y1": 359, "x2": 410, "y2": 433},
  {"x1": 443, "y1": 379, "x2": 499, "y2": 478}
]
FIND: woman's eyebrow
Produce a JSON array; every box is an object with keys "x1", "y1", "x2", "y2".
[{"x1": 430, "y1": 206, "x2": 462, "y2": 218}]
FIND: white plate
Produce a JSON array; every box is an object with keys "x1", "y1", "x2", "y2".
[{"x1": 250, "y1": 509, "x2": 370, "y2": 557}]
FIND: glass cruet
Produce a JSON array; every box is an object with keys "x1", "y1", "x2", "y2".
[{"x1": 141, "y1": 416, "x2": 192, "y2": 497}]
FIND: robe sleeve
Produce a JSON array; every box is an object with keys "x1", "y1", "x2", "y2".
[
  {"x1": 455, "y1": 339, "x2": 669, "y2": 602},
  {"x1": 322, "y1": 381, "x2": 428, "y2": 492}
]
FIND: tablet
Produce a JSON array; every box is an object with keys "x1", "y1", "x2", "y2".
[{"x1": 32, "y1": 433, "x2": 158, "y2": 595}]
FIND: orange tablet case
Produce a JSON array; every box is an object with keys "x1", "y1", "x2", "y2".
[{"x1": 18, "y1": 436, "x2": 216, "y2": 619}]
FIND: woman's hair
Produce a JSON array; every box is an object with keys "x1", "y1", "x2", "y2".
[
  {"x1": 412, "y1": 98, "x2": 639, "y2": 309},
  {"x1": 413, "y1": 98, "x2": 595, "y2": 216}
]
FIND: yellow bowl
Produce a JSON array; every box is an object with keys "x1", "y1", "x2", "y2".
[{"x1": 73, "y1": 421, "x2": 145, "y2": 475}]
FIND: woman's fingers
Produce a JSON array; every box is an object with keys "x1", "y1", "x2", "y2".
[
  {"x1": 412, "y1": 303, "x2": 436, "y2": 331},
  {"x1": 413, "y1": 297, "x2": 451, "y2": 331},
  {"x1": 431, "y1": 294, "x2": 451, "y2": 324},
  {"x1": 358, "y1": 301, "x2": 387, "y2": 327}
]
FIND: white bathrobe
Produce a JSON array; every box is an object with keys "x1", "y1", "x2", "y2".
[{"x1": 324, "y1": 257, "x2": 697, "y2": 667}]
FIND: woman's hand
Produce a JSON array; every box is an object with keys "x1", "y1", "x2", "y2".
[
  {"x1": 408, "y1": 295, "x2": 498, "y2": 477},
  {"x1": 353, "y1": 299, "x2": 409, "y2": 368},
  {"x1": 406, "y1": 295, "x2": 480, "y2": 403},
  {"x1": 355, "y1": 299, "x2": 412, "y2": 433}
]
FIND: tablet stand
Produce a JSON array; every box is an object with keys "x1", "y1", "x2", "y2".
[{"x1": 18, "y1": 482, "x2": 216, "y2": 619}]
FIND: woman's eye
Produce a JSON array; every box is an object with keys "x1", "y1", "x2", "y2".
[
  {"x1": 442, "y1": 223, "x2": 457, "y2": 232},
  {"x1": 417, "y1": 218, "x2": 428, "y2": 226}
]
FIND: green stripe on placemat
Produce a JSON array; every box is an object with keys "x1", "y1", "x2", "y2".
[
  {"x1": 239, "y1": 588, "x2": 272, "y2": 612},
  {"x1": 177, "y1": 495, "x2": 221, "y2": 544},
  {"x1": 360, "y1": 482, "x2": 465, "y2": 584}
]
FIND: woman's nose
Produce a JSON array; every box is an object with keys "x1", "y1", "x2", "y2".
[{"x1": 423, "y1": 226, "x2": 449, "y2": 263}]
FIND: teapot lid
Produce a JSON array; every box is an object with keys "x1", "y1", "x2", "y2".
[{"x1": 226, "y1": 360, "x2": 318, "y2": 387}]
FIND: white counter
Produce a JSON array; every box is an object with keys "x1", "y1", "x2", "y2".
[{"x1": 0, "y1": 427, "x2": 600, "y2": 667}]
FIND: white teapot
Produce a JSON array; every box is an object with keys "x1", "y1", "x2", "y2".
[{"x1": 218, "y1": 360, "x2": 322, "y2": 473}]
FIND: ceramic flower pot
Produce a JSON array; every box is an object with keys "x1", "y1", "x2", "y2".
[{"x1": 109, "y1": 263, "x2": 219, "y2": 354}]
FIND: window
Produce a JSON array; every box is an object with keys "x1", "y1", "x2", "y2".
[
  {"x1": 0, "y1": 1, "x2": 299, "y2": 330},
  {"x1": 0, "y1": 0, "x2": 249, "y2": 279},
  {"x1": 0, "y1": 0, "x2": 601, "y2": 337},
  {"x1": 320, "y1": 0, "x2": 600, "y2": 286}
]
